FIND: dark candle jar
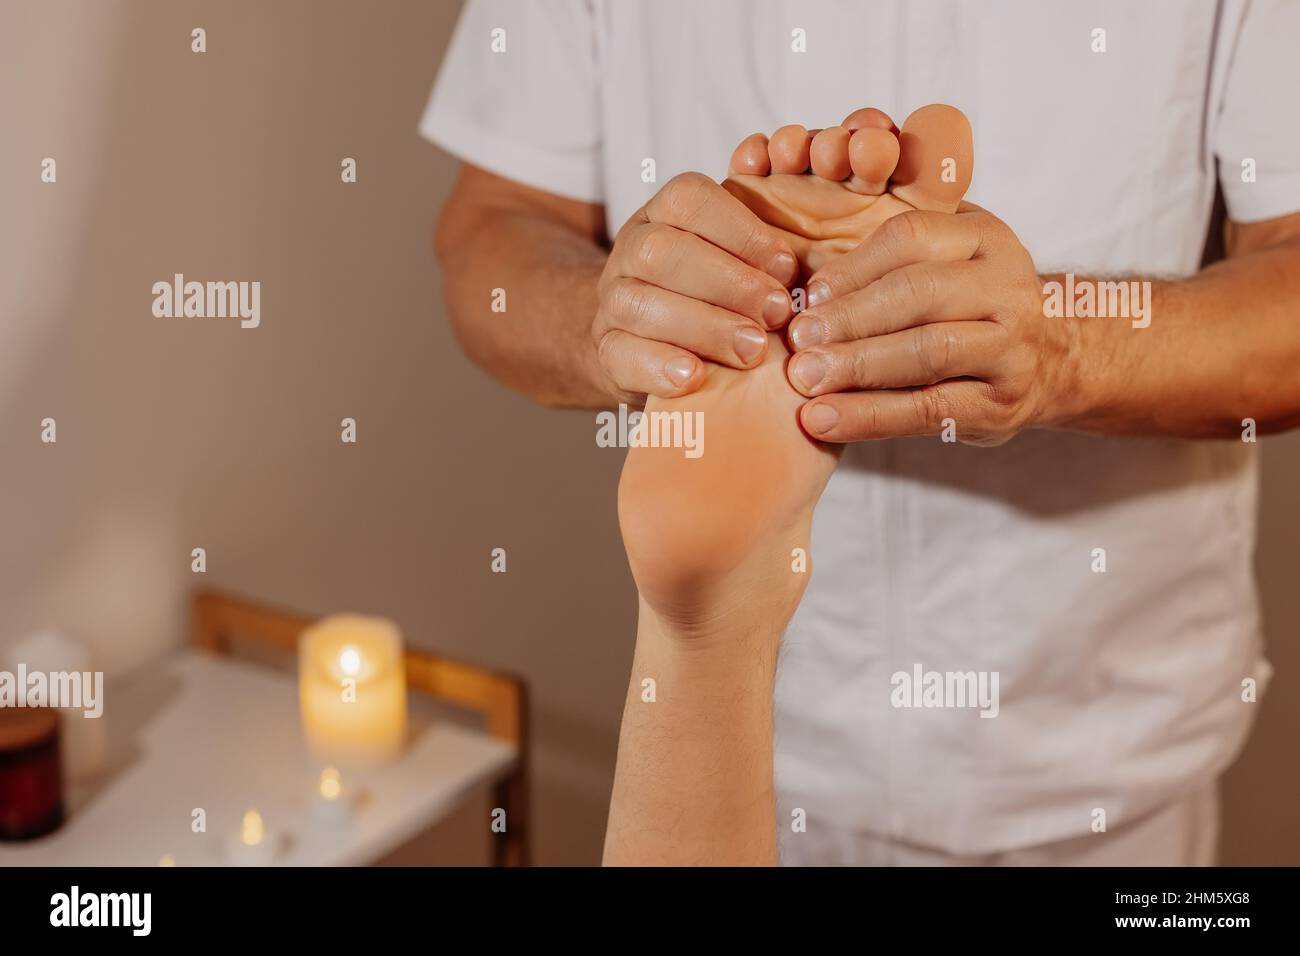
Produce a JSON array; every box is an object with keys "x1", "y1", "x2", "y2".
[{"x1": 0, "y1": 707, "x2": 64, "y2": 841}]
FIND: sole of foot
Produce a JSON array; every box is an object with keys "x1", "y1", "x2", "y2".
[{"x1": 618, "y1": 332, "x2": 838, "y2": 631}]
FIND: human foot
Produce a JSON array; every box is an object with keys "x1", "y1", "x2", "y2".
[
  {"x1": 617, "y1": 105, "x2": 972, "y2": 634},
  {"x1": 617, "y1": 330, "x2": 838, "y2": 633},
  {"x1": 722, "y1": 104, "x2": 973, "y2": 278}
]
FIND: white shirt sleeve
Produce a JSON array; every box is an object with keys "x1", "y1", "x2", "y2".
[
  {"x1": 418, "y1": 0, "x2": 603, "y2": 204},
  {"x1": 1214, "y1": 0, "x2": 1300, "y2": 223}
]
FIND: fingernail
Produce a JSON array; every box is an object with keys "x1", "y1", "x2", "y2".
[
  {"x1": 790, "y1": 316, "x2": 824, "y2": 350},
  {"x1": 763, "y1": 290, "x2": 791, "y2": 326},
  {"x1": 791, "y1": 352, "x2": 826, "y2": 392},
  {"x1": 804, "y1": 403, "x2": 839, "y2": 435},
  {"x1": 807, "y1": 280, "x2": 830, "y2": 308},
  {"x1": 734, "y1": 326, "x2": 767, "y2": 364},
  {"x1": 766, "y1": 251, "x2": 797, "y2": 286},
  {"x1": 665, "y1": 356, "x2": 696, "y2": 387}
]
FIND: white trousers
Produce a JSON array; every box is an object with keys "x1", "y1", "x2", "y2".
[{"x1": 780, "y1": 782, "x2": 1219, "y2": 866}]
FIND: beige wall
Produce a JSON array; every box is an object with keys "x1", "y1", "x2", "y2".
[{"x1": 1, "y1": 0, "x2": 1294, "y2": 865}]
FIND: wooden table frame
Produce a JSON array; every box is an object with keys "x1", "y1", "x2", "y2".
[{"x1": 191, "y1": 589, "x2": 530, "y2": 866}]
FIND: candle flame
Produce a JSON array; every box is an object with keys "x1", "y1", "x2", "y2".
[
  {"x1": 319, "y1": 766, "x2": 342, "y2": 800},
  {"x1": 241, "y1": 809, "x2": 265, "y2": 847},
  {"x1": 338, "y1": 646, "x2": 362, "y2": 677},
  {"x1": 159, "y1": 854, "x2": 176, "y2": 867}
]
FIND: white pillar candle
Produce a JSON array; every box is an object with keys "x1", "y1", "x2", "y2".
[
  {"x1": 298, "y1": 615, "x2": 406, "y2": 768},
  {"x1": 1, "y1": 631, "x2": 107, "y2": 785}
]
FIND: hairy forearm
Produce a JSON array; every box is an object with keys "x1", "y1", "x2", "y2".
[
  {"x1": 1049, "y1": 239, "x2": 1300, "y2": 438},
  {"x1": 438, "y1": 203, "x2": 611, "y2": 408},
  {"x1": 603, "y1": 601, "x2": 782, "y2": 866}
]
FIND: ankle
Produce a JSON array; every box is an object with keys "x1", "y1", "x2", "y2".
[
  {"x1": 636, "y1": 539, "x2": 809, "y2": 642},
  {"x1": 637, "y1": 596, "x2": 786, "y2": 662}
]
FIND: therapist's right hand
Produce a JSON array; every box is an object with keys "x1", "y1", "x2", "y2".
[{"x1": 592, "y1": 172, "x2": 797, "y2": 402}]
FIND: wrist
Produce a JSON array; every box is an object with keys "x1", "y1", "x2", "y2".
[{"x1": 1032, "y1": 273, "x2": 1099, "y2": 430}]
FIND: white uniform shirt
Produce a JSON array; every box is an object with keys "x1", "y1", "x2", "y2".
[{"x1": 421, "y1": 0, "x2": 1297, "y2": 854}]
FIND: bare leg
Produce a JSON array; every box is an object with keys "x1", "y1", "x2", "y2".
[{"x1": 606, "y1": 333, "x2": 836, "y2": 866}]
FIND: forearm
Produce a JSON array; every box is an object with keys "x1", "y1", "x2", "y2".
[
  {"x1": 603, "y1": 600, "x2": 783, "y2": 866},
  {"x1": 1048, "y1": 239, "x2": 1300, "y2": 437},
  {"x1": 438, "y1": 202, "x2": 611, "y2": 408}
]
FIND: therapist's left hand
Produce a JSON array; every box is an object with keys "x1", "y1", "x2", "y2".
[{"x1": 785, "y1": 204, "x2": 1075, "y2": 446}]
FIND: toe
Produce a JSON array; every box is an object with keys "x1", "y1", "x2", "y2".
[
  {"x1": 729, "y1": 132, "x2": 771, "y2": 175},
  {"x1": 842, "y1": 107, "x2": 897, "y2": 134},
  {"x1": 846, "y1": 127, "x2": 900, "y2": 195},
  {"x1": 809, "y1": 127, "x2": 852, "y2": 180},
  {"x1": 768, "y1": 124, "x2": 813, "y2": 174},
  {"x1": 891, "y1": 104, "x2": 973, "y2": 213}
]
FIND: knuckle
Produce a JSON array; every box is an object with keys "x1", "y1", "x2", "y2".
[
  {"x1": 591, "y1": 295, "x2": 615, "y2": 342},
  {"x1": 882, "y1": 211, "x2": 925, "y2": 251},
  {"x1": 594, "y1": 328, "x2": 622, "y2": 373},
  {"x1": 738, "y1": 224, "x2": 777, "y2": 266},
  {"x1": 606, "y1": 278, "x2": 652, "y2": 330},
  {"x1": 915, "y1": 323, "x2": 957, "y2": 380},
  {"x1": 855, "y1": 398, "x2": 884, "y2": 439},
  {"x1": 879, "y1": 269, "x2": 921, "y2": 314},
  {"x1": 972, "y1": 211, "x2": 1012, "y2": 258},
  {"x1": 1004, "y1": 343, "x2": 1033, "y2": 385},
  {"x1": 982, "y1": 377, "x2": 1016, "y2": 414},
  {"x1": 658, "y1": 171, "x2": 714, "y2": 224},
  {"x1": 667, "y1": 170, "x2": 712, "y2": 192},
  {"x1": 833, "y1": 261, "x2": 864, "y2": 300},
  {"x1": 847, "y1": 348, "x2": 873, "y2": 388},
  {"x1": 910, "y1": 329, "x2": 936, "y2": 380},
  {"x1": 908, "y1": 267, "x2": 940, "y2": 310},
  {"x1": 634, "y1": 224, "x2": 679, "y2": 277},
  {"x1": 975, "y1": 208, "x2": 1008, "y2": 237},
  {"x1": 911, "y1": 387, "x2": 946, "y2": 431}
]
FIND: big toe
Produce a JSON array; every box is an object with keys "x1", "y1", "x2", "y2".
[{"x1": 890, "y1": 104, "x2": 973, "y2": 213}]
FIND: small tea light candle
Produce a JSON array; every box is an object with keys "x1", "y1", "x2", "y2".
[
  {"x1": 225, "y1": 808, "x2": 276, "y2": 865},
  {"x1": 308, "y1": 766, "x2": 355, "y2": 828},
  {"x1": 299, "y1": 615, "x2": 407, "y2": 768}
]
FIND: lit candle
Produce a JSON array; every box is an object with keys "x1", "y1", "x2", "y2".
[
  {"x1": 298, "y1": 615, "x2": 406, "y2": 767},
  {"x1": 308, "y1": 766, "x2": 355, "y2": 828},
  {"x1": 225, "y1": 808, "x2": 276, "y2": 865}
]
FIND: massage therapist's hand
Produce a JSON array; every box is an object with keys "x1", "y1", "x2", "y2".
[
  {"x1": 593, "y1": 172, "x2": 797, "y2": 403},
  {"x1": 787, "y1": 206, "x2": 1075, "y2": 445}
]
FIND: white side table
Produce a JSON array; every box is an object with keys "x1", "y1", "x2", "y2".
[{"x1": 0, "y1": 650, "x2": 517, "y2": 866}]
